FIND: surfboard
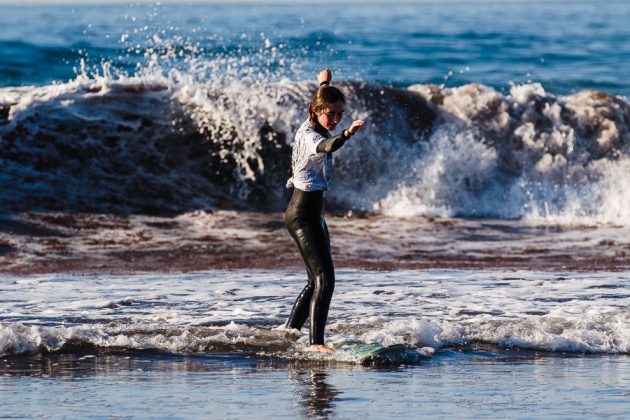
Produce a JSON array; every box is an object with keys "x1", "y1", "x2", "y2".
[
  {"x1": 257, "y1": 342, "x2": 420, "y2": 366},
  {"x1": 342, "y1": 342, "x2": 420, "y2": 366},
  {"x1": 250, "y1": 328, "x2": 422, "y2": 366}
]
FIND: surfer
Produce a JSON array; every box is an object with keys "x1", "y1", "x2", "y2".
[{"x1": 285, "y1": 69, "x2": 365, "y2": 353}]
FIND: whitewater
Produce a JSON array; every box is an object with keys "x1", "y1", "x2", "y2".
[{"x1": 1, "y1": 269, "x2": 629, "y2": 357}]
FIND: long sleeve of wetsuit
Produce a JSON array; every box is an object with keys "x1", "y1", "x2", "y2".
[{"x1": 316, "y1": 132, "x2": 351, "y2": 154}]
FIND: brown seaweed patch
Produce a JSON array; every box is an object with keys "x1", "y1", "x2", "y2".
[
  {"x1": 522, "y1": 247, "x2": 548, "y2": 254},
  {"x1": 40, "y1": 238, "x2": 69, "y2": 253},
  {"x1": 193, "y1": 235, "x2": 223, "y2": 243},
  {"x1": 144, "y1": 221, "x2": 180, "y2": 230},
  {"x1": 25, "y1": 213, "x2": 134, "y2": 231},
  {"x1": 427, "y1": 217, "x2": 458, "y2": 226}
]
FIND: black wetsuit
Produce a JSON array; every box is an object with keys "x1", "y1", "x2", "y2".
[{"x1": 285, "y1": 132, "x2": 350, "y2": 345}]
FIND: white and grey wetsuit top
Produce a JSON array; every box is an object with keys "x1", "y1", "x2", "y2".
[{"x1": 286, "y1": 120, "x2": 333, "y2": 191}]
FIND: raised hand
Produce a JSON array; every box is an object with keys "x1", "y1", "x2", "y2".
[
  {"x1": 347, "y1": 120, "x2": 365, "y2": 135},
  {"x1": 318, "y1": 69, "x2": 332, "y2": 85}
]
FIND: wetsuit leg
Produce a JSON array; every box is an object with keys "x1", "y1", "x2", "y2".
[
  {"x1": 289, "y1": 223, "x2": 335, "y2": 345},
  {"x1": 286, "y1": 265, "x2": 315, "y2": 330},
  {"x1": 285, "y1": 189, "x2": 336, "y2": 345}
]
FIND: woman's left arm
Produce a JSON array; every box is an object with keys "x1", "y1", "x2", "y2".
[{"x1": 318, "y1": 69, "x2": 332, "y2": 86}]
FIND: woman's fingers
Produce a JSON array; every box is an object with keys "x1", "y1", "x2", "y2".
[{"x1": 349, "y1": 120, "x2": 365, "y2": 134}]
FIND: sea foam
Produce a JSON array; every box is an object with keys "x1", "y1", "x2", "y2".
[{"x1": 1, "y1": 270, "x2": 628, "y2": 356}]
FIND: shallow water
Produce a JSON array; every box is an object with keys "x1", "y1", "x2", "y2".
[
  {"x1": 2, "y1": 269, "x2": 628, "y2": 355},
  {"x1": 1, "y1": 350, "x2": 628, "y2": 418},
  {"x1": 2, "y1": 212, "x2": 629, "y2": 274},
  {"x1": 1, "y1": 268, "x2": 626, "y2": 417}
]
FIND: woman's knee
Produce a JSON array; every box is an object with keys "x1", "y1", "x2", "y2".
[{"x1": 314, "y1": 271, "x2": 335, "y2": 295}]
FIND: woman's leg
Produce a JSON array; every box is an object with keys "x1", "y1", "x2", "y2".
[
  {"x1": 289, "y1": 222, "x2": 335, "y2": 345},
  {"x1": 286, "y1": 265, "x2": 314, "y2": 330}
]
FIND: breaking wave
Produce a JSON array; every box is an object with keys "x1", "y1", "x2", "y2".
[
  {"x1": 1, "y1": 70, "x2": 628, "y2": 224},
  {"x1": 2, "y1": 314, "x2": 628, "y2": 358}
]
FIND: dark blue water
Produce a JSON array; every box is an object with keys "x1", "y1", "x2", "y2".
[{"x1": 2, "y1": 1, "x2": 630, "y2": 96}]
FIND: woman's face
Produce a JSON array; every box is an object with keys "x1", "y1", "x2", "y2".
[{"x1": 317, "y1": 101, "x2": 345, "y2": 131}]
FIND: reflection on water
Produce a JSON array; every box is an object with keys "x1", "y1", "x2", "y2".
[
  {"x1": 0, "y1": 351, "x2": 259, "y2": 378},
  {"x1": 1, "y1": 350, "x2": 628, "y2": 419},
  {"x1": 289, "y1": 369, "x2": 342, "y2": 419}
]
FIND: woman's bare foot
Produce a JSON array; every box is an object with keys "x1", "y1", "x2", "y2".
[{"x1": 308, "y1": 344, "x2": 335, "y2": 353}]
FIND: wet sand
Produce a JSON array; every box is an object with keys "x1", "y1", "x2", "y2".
[{"x1": 1, "y1": 211, "x2": 628, "y2": 275}]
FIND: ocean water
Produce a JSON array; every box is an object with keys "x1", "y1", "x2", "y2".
[
  {"x1": 1, "y1": 269, "x2": 629, "y2": 417},
  {"x1": 1, "y1": 1, "x2": 629, "y2": 418},
  {"x1": 2, "y1": 269, "x2": 629, "y2": 355},
  {"x1": 0, "y1": 1, "x2": 629, "y2": 222}
]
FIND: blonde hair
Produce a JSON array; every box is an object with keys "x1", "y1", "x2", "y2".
[{"x1": 308, "y1": 86, "x2": 346, "y2": 134}]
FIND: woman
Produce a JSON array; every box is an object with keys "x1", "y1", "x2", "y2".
[{"x1": 285, "y1": 69, "x2": 364, "y2": 352}]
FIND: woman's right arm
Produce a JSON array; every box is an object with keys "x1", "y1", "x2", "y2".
[{"x1": 316, "y1": 120, "x2": 365, "y2": 153}]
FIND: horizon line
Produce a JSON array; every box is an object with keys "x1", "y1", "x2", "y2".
[{"x1": 0, "y1": 0, "x2": 583, "y2": 5}]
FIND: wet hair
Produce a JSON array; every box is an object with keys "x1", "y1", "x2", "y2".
[{"x1": 308, "y1": 86, "x2": 346, "y2": 134}]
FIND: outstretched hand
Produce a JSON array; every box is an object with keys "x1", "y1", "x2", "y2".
[
  {"x1": 348, "y1": 120, "x2": 365, "y2": 135},
  {"x1": 318, "y1": 69, "x2": 332, "y2": 85}
]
